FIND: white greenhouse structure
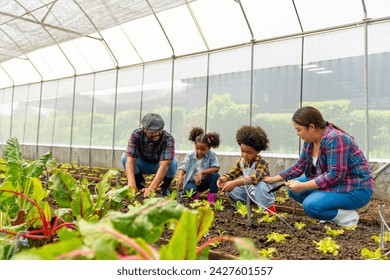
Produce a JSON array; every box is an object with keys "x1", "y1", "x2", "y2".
[{"x1": 0, "y1": 0, "x2": 390, "y2": 199}]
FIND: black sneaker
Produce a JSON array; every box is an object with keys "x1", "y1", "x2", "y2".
[{"x1": 161, "y1": 187, "x2": 170, "y2": 197}]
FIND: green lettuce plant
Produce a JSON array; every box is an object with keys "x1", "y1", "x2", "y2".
[
  {"x1": 361, "y1": 248, "x2": 388, "y2": 260},
  {"x1": 313, "y1": 237, "x2": 340, "y2": 256}
]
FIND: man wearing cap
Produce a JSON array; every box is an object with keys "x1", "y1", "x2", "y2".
[{"x1": 121, "y1": 113, "x2": 177, "y2": 197}]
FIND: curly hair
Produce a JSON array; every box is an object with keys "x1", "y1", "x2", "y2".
[
  {"x1": 188, "y1": 127, "x2": 221, "y2": 149},
  {"x1": 236, "y1": 125, "x2": 269, "y2": 152}
]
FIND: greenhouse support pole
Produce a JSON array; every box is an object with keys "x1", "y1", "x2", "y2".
[{"x1": 362, "y1": 0, "x2": 369, "y2": 159}]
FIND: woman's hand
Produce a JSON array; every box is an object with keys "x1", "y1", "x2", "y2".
[
  {"x1": 286, "y1": 180, "x2": 305, "y2": 193},
  {"x1": 263, "y1": 175, "x2": 282, "y2": 184}
]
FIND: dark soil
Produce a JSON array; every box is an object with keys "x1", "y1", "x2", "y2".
[
  {"x1": 51, "y1": 165, "x2": 390, "y2": 260},
  {"x1": 156, "y1": 191, "x2": 390, "y2": 260}
]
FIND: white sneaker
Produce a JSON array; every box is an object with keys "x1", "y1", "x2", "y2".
[{"x1": 331, "y1": 209, "x2": 359, "y2": 227}]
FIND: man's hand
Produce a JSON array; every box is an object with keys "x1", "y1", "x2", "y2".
[
  {"x1": 127, "y1": 184, "x2": 137, "y2": 192},
  {"x1": 142, "y1": 187, "x2": 154, "y2": 197}
]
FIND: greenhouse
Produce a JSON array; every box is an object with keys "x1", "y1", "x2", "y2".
[{"x1": 0, "y1": 0, "x2": 390, "y2": 263}]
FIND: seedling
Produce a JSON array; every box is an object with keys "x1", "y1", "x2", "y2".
[
  {"x1": 257, "y1": 213, "x2": 277, "y2": 223},
  {"x1": 266, "y1": 232, "x2": 290, "y2": 243},
  {"x1": 259, "y1": 247, "x2": 277, "y2": 259},
  {"x1": 235, "y1": 201, "x2": 248, "y2": 217},
  {"x1": 209, "y1": 230, "x2": 226, "y2": 248},
  {"x1": 324, "y1": 225, "x2": 344, "y2": 237},
  {"x1": 213, "y1": 199, "x2": 224, "y2": 211},
  {"x1": 183, "y1": 189, "x2": 196, "y2": 198},
  {"x1": 370, "y1": 232, "x2": 390, "y2": 244},
  {"x1": 294, "y1": 222, "x2": 306, "y2": 230},
  {"x1": 313, "y1": 237, "x2": 339, "y2": 256},
  {"x1": 361, "y1": 248, "x2": 388, "y2": 260},
  {"x1": 275, "y1": 196, "x2": 288, "y2": 204},
  {"x1": 189, "y1": 199, "x2": 204, "y2": 208}
]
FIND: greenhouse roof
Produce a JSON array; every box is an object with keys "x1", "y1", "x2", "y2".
[{"x1": 1, "y1": 0, "x2": 390, "y2": 87}]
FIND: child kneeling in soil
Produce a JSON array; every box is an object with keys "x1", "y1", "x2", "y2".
[
  {"x1": 177, "y1": 127, "x2": 221, "y2": 205},
  {"x1": 217, "y1": 125, "x2": 277, "y2": 214}
]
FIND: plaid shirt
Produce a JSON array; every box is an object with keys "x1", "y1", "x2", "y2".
[
  {"x1": 222, "y1": 155, "x2": 270, "y2": 185},
  {"x1": 280, "y1": 124, "x2": 373, "y2": 192},
  {"x1": 125, "y1": 128, "x2": 175, "y2": 162}
]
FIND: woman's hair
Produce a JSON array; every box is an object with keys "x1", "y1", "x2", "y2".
[
  {"x1": 236, "y1": 125, "x2": 269, "y2": 152},
  {"x1": 188, "y1": 127, "x2": 221, "y2": 149},
  {"x1": 292, "y1": 106, "x2": 348, "y2": 134}
]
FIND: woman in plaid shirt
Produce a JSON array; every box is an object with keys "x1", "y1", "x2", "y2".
[{"x1": 264, "y1": 106, "x2": 373, "y2": 226}]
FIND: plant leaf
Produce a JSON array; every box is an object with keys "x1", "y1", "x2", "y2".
[
  {"x1": 108, "y1": 198, "x2": 188, "y2": 243},
  {"x1": 159, "y1": 210, "x2": 197, "y2": 260},
  {"x1": 195, "y1": 206, "x2": 214, "y2": 241}
]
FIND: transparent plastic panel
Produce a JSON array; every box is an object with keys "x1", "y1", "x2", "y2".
[
  {"x1": 142, "y1": 61, "x2": 173, "y2": 131},
  {"x1": 242, "y1": 0, "x2": 302, "y2": 40},
  {"x1": 158, "y1": 5, "x2": 207, "y2": 56},
  {"x1": 91, "y1": 70, "x2": 117, "y2": 148},
  {"x1": 121, "y1": 15, "x2": 173, "y2": 62},
  {"x1": 0, "y1": 88, "x2": 13, "y2": 144},
  {"x1": 72, "y1": 75, "x2": 94, "y2": 147},
  {"x1": 114, "y1": 66, "x2": 143, "y2": 150},
  {"x1": 24, "y1": 83, "x2": 41, "y2": 145},
  {"x1": 0, "y1": 68, "x2": 13, "y2": 89},
  {"x1": 38, "y1": 81, "x2": 59, "y2": 146},
  {"x1": 368, "y1": 23, "x2": 390, "y2": 159},
  {"x1": 365, "y1": 0, "x2": 390, "y2": 19},
  {"x1": 303, "y1": 28, "x2": 367, "y2": 154},
  {"x1": 172, "y1": 55, "x2": 209, "y2": 150},
  {"x1": 295, "y1": 0, "x2": 364, "y2": 31},
  {"x1": 27, "y1": 46, "x2": 75, "y2": 80},
  {"x1": 253, "y1": 39, "x2": 302, "y2": 155},
  {"x1": 101, "y1": 26, "x2": 143, "y2": 67},
  {"x1": 190, "y1": 0, "x2": 252, "y2": 49},
  {"x1": 208, "y1": 47, "x2": 252, "y2": 152},
  {"x1": 60, "y1": 35, "x2": 116, "y2": 74},
  {"x1": 1, "y1": 58, "x2": 41, "y2": 85},
  {"x1": 11, "y1": 85, "x2": 29, "y2": 143},
  {"x1": 52, "y1": 78, "x2": 74, "y2": 146}
]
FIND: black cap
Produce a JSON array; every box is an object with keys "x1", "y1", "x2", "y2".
[{"x1": 141, "y1": 113, "x2": 165, "y2": 132}]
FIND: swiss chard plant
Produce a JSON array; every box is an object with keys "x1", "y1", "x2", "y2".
[
  {"x1": 10, "y1": 198, "x2": 263, "y2": 260},
  {"x1": 48, "y1": 168, "x2": 130, "y2": 221},
  {"x1": 0, "y1": 137, "x2": 53, "y2": 222}
]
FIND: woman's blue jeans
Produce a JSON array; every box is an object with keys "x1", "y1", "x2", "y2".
[
  {"x1": 121, "y1": 152, "x2": 177, "y2": 178},
  {"x1": 287, "y1": 177, "x2": 373, "y2": 220}
]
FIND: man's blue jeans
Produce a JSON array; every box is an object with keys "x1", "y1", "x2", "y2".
[
  {"x1": 121, "y1": 152, "x2": 177, "y2": 178},
  {"x1": 287, "y1": 176, "x2": 373, "y2": 220}
]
